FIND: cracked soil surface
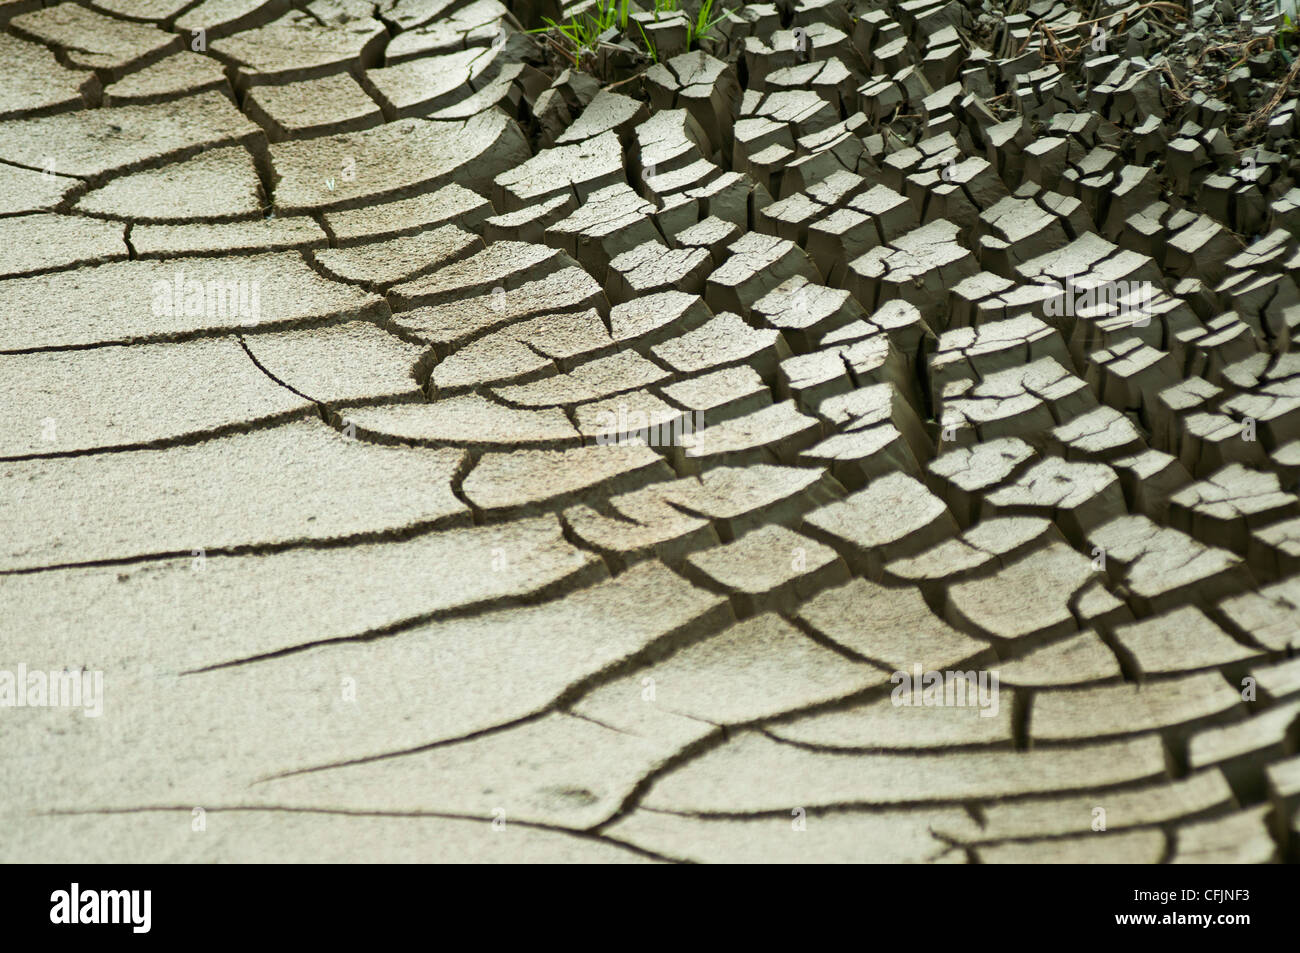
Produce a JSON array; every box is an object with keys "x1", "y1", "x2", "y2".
[{"x1": 3, "y1": 0, "x2": 1300, "y2": 863}]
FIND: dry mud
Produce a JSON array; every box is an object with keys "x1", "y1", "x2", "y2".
[{"x1": 2, "y1": 0, "x2": 1300, "y2": 863}]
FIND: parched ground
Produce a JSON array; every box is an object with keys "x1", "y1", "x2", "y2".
[{"x1": 2, "y1": 0, "x2": 1300, "y2": 864}]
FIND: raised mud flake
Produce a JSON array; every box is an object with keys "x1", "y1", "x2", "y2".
[
  {"x1": 795, "y1": 374, "x2": 930, "y2": 483},
  {"x1": 1186, "y1": 701, "x2": 1300, "y2": 800},
  {"x1": 101, "y1": 50, "x2": 231, "y2": 106},
  {"x1": 756, "y1": 169, "x2": 866, "y2": 244},
  {"x1": 1247, "y1": 510, "x2": 1300, "y2": 579},
  {"x1": 382, "y1": 0, "x2": 509, "y2": 62},
  {"x1": 670, "y1": 214, "x2": 743, "y2": 266},
  {"x1": 493, "y1": 349, "x2": 670, "y2": 409},
  {"x1": 211, "y1": 0, "x2": 387, "y2": 87},
  {"x1": 706, "y1": 231, "x2": 821, "y2": 316},
  {"x1": 635, "y1": 108, "x2": 711, "y2": 180},
  {"x1": 606, "y1": 241, "x2": 712, "y2": 300},
  {"x1": 1218, "y1": 390, "x2": 1300, "y2": 459},
  {"x1": 929, "y1": 315, "x2": 1072, "y2": 405},
  {"x1": 11, "y1": 2, "x2": 182, "y2": 81},
  {"x1": 0, "y1": 31, "x2": 101, "y2": 119},
  {"x1": 763, "y1": 59, "x2": 859, "y2": 119},
  {"x1": 388, "y1": 241, "x2": 574, "y2": 312},
  {"x1": 493, "y1": 130, "x2": 624, "y2": 212},
  {"x1": 428, "y1": 307, "x2": 614, "y2": 392},
  {"x1": 269, "y1": 111, "x2": 528, "y2": 214},
  {"x1": 946, "y1": 271, "x2": 1055, "y2": 332},
  {"x1": 814, "y1": 379, "x2": 927, "y2": 448},
  {"x1": 644, "y1": 51, "x2": 740, "y2": 156},
  {"x1": 1031, "y1": 673, "x2": 1246, "y2": 745},
  {"x1": 946, "y1": 542, "x2": 1100, "y2": 645},
  {"x1": 484, "y1": 193, "x2": 577, "y2": 246},
  {"x1": 675, "y1": 168, "x2": 771, "y2": 233},
  {"x1": 651, "y1": 310, "x2": 788, "y2": 379},
  {"x1": 364, "y1": 45, "x2": 513, "y2": 120},
  {"x1": 1086, "y1": 337, "x2": 1181, "y2": 417},
  {"x1": 800, "y1": 422, "x2": 924, "y2": 490},
  {"x1": 75, "y1": 145, "x2": 265, "y2": 222},
  {"x1": 563, "y1": 479, "x2": 720, "y2": 569},
  {"x1": 995, "y1": 631, "x2": 1122, "y2": 688},
  {"x1": 566, "y1": 464, "x2": 835, "y2": 569},
  {"x1": 1088, "y1": 515, "x2": 1255, "y2": 616},
  {"x1": 0, "y1": 162, "x2": 80, "y2": 217},
  {"x1": 882, "y1": 517, "x2": 1059, "y2": 596},
  {"x1": 1173, "y1": 319, "x2": 1265, "y2": 395},
  {"x1": 1218, "y1": 578, "x2": 1300, "y2": 653},
  {"x1": 323, "y1": 183, "x2": 491, "y2": 245},
  {"x1": 393, "y1": 268, "x2": 606, "y2": 353},
  {"x1": 1250, "y1": 656, "x2": 1300, "y2": 705},
  {"x1": 609, "y1": 290, "x2": 713, "y2": 350},
  {"x1": 0, "y1": 213, "x2": 126, "y2": 279},
  {"x1": 803, "y1": 472, "x2": 958, "y2": 578},
  {"x1": 556, "y1": 88, "x2": 649, "y2": 145},
  {"x1": 811, "y1": 182, "x2": 920, "y2": 278},
  {"x1": 175, "y1": 0, "x2": 297, "y2": 41},
  {"x1": 0, "y1": 419, "x2": 468, "y2": 572},
  {"x1": 0, "y1": 336, "x2": 310, "y2": 458},
  {"x1": 543, "y1": 184, "x2": 663, "y2": 277},
  {"x1": 982, "y1": 456, "x2": 1127, "y2": 543},
  {"x1": 779, "y1": 334, "x2": 910, "y2": 413},
  {"x1": 675, "y1": 400, "x2": 822, "y2": 472},
  {"x1": 640, "y1": 157, "x2": 720, "y2": 207},
  {"x1": 926, "y1": 437, "x2": 1036, "y2": 527},
  {"x1": 462, "y1": 443, "x2": 673, "y2": 517},
  {"x1": 937, "y1": 358, "x2": 1097, "y2": 449},
  {"x1": 975, "y1": 193, "x2": 1071, "y2": 270},
  {"x1": 847, "y1": 218, "x2": 979, "y2": 316},
  {"x1": 571, "y1": 390, "x2": 687, "y2": 445},
  {"x1": 1168, "y1": 464, "x2": 1300, "y2": 556},
  {"x1": 750, "y1": 276, "x2": 866, "y2": 351},
  {"x1": 1169, "y1": 806, "x2": 1278, "y2": 864},
  {"x1": 1113, "y1": 606, "x2": 1261, "y2": 679},
  {"x1": 683, "y1": 524, "x2": 850, "y2": 617},
  {"x1": 1048, "y1": 405, "x2": 1145, "y2": 462},
  {"x1": 244, "y1": 72, "x2": 384, "y2": 141},
  {"x1": 0, "y1": 90, "x2": 262, "y2": 184},
  {"x1": 312, "y1": 225, "x2": 482, "y2": 291},
  {"x1": 1107, "y1": 449, "x2": 1193, "y2": 525}
]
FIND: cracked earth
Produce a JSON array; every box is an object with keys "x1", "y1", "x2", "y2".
[{"x1": 3, "y1": 0, "x2": 1300, "y2": 864}]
